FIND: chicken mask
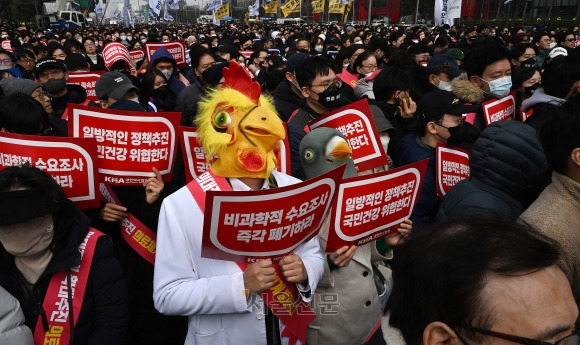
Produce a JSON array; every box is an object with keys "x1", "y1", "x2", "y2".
[{"x1": 195, "y1": 61, "x2": 285, "y2": 179}]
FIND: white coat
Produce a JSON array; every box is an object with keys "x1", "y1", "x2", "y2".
[{"x1": 153, "y1": 171, "x2": 325, "y2": 345}]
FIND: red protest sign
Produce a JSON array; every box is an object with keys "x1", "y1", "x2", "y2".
[
  {"x1": 179, "y1": 127, "x2": 213, "y2": 182},
  {"x1": 144, "y1": 41, "x2": 187, "y2": 68},
  {"x1": 179, "y1": 125, "x2": 292, "y2": 183},
  {"x1": 240, "y1": 50, "x2": 253, "y2": 59},
  {"x1": 337, "y1": 69, "x2": 358, "y2": 89},
  {"x1": 129, "y1": 49, "x2": 145, "y2": 62},
  {"x1": 201, "y1": 166, "x2": 345, "y2": 262},
  {"x1": 309, "y1": 99, "x2": 387, "y2": 173},
  {"x1": 326, "y1": 159, "x2": 428, "y2": 252},
  {"x1": 520, "y1": 106, "x2": 533, "y2": 123},
  {"x1": 68, "y1": 105, "x2": 180, "y2": 186},
  {"x1": 482, "y1": 90, "x2": 516, "y2": 126},
  {"x1": 102, "y1": 42, "x2": 132, "y2": 69},
  {"x1": 436, "y1": 144, "x2": 470, "y2": 198},
  {"x1": 67, "y1": 71, "x2": 104, "y2": 102},
  {"x1": 0, "y1": 133, "x2": 99, "y2": 209},
  {"x1": 1, "y1": 40, "x2": 12, "y2": 52}
]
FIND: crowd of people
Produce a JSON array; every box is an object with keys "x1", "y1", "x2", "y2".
[{"x1": 0, "y1": 19, "x2": 578, "y2": 345}]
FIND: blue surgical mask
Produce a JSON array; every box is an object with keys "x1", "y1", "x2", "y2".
[{"x1": 481, "y1": 76, "x2": 512, "y2": 98}]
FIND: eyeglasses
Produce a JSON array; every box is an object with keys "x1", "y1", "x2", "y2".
[
  {"x1": 18, "y1": 59, "x2": 35, "y2": 65},
  {"x1": 566, "y1": 38, "x2": 576, "y2": 42},
  {"x1": 84, "y1": 43, "x2": 95, "y2": 47},
  {"x1": 0, "y1": 58, "x2": 12, "y2": 65},
  {"x1": 435, "y1": 117, "x2": 464, "y2": 128},
  {"x1": 361, "y1": 64, "x2": 378, "y2": 70},
  {"x1": 32, "y1": 91, "x2": 51, "y2": 101},
  {"x1": 461, "y1": 326, "x2": 579, "y2": 345},
  {"x1": 309, "y1": 77, "x2": 342, "y2": 91},
  {"x1": 37, "y1": 69, "x2": 63, "y2": 81}
]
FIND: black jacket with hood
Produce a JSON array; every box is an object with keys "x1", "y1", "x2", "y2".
[
  {"x1": 0, "y1": 206, "x2": 128, "y2": 345},
  {"x1": 435, "y1": 121, "x2": 550, "y2": 223}
]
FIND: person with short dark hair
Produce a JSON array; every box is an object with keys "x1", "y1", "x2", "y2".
[
  {"x1": 392, "y1": 90, "x2": 478, "y2": 225},
  {"x1": 534, "y1": 31, "x2": 552, "y2": 68},
  {"x1": 386, "y1": 218, "x2": 576, "y2": 345},
  {"x1": 34, "y1": 57, "x2": 91, "y2": 119},
  {"x1": 0, "y1": 93, "x2": 49, "y2": 135},
  {"x1": 178, "y1": 46, "x2": 216, "y2": 126},
  {"x1": 520, "y1": 95, "x2": 580, "y2": 328}
]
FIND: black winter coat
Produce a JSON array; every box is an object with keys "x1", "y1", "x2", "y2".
[
  {"x1": 0, "y1": 207, "x2": 128, "y2": 345},
  {"x1": 435, "y1": 121, "x2": 550, "y2": 223}
]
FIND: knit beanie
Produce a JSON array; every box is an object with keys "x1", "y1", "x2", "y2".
[{"x1": 0, "y1": 78, "x2": 41, "y2": 96}]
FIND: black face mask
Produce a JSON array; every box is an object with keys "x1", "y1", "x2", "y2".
[
  {"x1": 298, "y1": 48, "x2": 310, "y2": 54},
  {"x1": 316, "y1": 82, "x2": 344, "y2": 110},
  {"x1": 521, "y1": 58, "x2": 536, "y2": 68},
  {"x1": 42, "y1": 78, "x2": 67, "y2": 94},
  {"x1": 523, "y1": 82, "x2": 541, "y2": 98},
  {"x1": 153, "y1": 85, "x2": 169, "y2": 101},
  {"x1": 446, "y1": 123, "x2": 470, "y2": 147}
]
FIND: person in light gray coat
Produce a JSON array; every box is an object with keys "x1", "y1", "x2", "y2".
[{"x1": 0, "y1": 285, "x2": 33, "y2": 345}]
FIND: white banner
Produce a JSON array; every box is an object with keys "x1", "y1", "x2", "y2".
[
  {"x1": 167, "y1": 0, "x2": 179, "y2": 10},
  {"x1": 249, "y1": 0, "x2": 260, "y2": 16},
  {"x1": 149, "y1": 0, "x2": 161, "y2": 15},
  {"x1": 434, "y1": 0, "x2": 461, "y2": 26}
]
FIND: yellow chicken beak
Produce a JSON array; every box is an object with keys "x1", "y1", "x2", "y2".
[{"x1": 239, "y1": 105, "x2": 286, "y2": 146}]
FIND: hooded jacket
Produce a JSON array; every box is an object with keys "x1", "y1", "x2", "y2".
[
  {"x1": 0, "y1": 207, "x2": 128, "y2": 345},
  {"x1": 435, "y1": 121, "x2": 550, "y2": 223},
  {"x1": 149, "y1": 47, "x2": 187, "y2": 95}
]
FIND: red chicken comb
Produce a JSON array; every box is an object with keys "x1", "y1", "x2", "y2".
[{"x1": 221, "y1": 61, "x2": 261, "y2": 105}]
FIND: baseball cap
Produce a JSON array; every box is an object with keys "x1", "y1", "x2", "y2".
[
  {"x1": 416, "y1": 90, "x2": 480, "y2": 121},
  {"x1": 548, "y1": 47, "x2": 568, "y2": 60},
  {"x1": 95, "y1": 71, "x2": 139, "y2": 100},
  {"x1": 427, "y1": 54, "x2": 463, "y2": 77},
  {"x1": 35, "y1": 57, "x2": 67, "y2": 74},
  {"x1": 286, "y1": 52, "x2": 308, "y2": 73},
  {"x1": 445, "y1": 48, "x2": 465, "y2": 61}
]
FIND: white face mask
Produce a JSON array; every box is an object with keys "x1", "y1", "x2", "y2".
[
  {"x1": 437, "y1": 78, "x2": 453, "y2": 92},
  {"x1": 143, "y1": 31, "x2": 148, "y2": 35},
  {"x1": 380, "y1": 135, "x2": 390, "y2": 154},
  {"x1": 141, "y1": 39, "x2": 147, "y2": 44},
  {"x1": 161, "y1": 69, "x2": 173, "y2": 80},
  {"x1": 315, "y1": 45, "x2": 323, "y2": 52},
  {"x1": 127, "y1": 36, "x2": 132, "y2": 41},
  {"x1": 77, "y1": 38, "x2": 83, "y2": 43},
  {"x1": 364, "y1": 72, "x2": 373, "y2": 77},
  {"x1": 549, "y1": 42, "x2": 557, "y2": 49},
  {"x1": 1, "y1": 35, "x2": 8, "y2": 39},
  {"x1": 129, "y1": 96, "x2": 140, "y2": 103},
  {"x1": 120, "y1": 35, "x2": 127, "y2": 41},
  {"x1": 343, "y1": 63, "x2": 350, "y2": 69},
  {"x1": 0, "y1": 216, "x2": 54, "y2": 257}
]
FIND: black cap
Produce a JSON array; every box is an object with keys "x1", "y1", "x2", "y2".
[
  {"x1": 35, "y1": 57, "x2": 67, "y2": 74},
  {"x1": 416, "y1": 90, "x2": 480, "y2": 121},
  {"x1": 426, "y1": 54, "x2": 463, "y2": 78},
  {"x1": 286, "y1": 52, "x2": 308, "y2": 73},
  {"x1": 269, "y1": 55, "x2": 287, "y2": 69}
]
